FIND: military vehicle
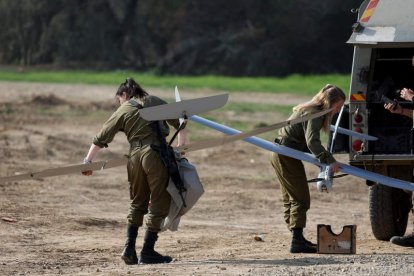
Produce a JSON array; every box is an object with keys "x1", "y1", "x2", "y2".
[{"x1": 333, "y1": 0, "x2": 414, "y2": 240}]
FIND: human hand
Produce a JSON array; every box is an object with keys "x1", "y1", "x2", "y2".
[
  {"x1": 384, "y1": 102, "x2": 402, "y2": 114},
  {"x1": 330, "y1": 162, "x2": 341, "y2": 173},
  {"x1": 82, "y1": 158, "x2": 93, "y2": 176},
  {"x1": 82, "y1": 170, "x2": 93, "y2": 176},
  {"x1": 400, "y1": 88, "x2": 414, "y2": 101}
]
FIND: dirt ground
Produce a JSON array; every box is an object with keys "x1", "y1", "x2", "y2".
[{"x1": 0, "y1": 81, "x2": 413, "y2": 276}]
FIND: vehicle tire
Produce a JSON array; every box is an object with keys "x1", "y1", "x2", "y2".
[{"x1": 369, "y1": 184, "x2": 412, "y2": 241}]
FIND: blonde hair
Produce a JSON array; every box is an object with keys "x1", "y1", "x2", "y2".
[{"x1": 293, "y1": 84, "x2": 346, "y2": 132}]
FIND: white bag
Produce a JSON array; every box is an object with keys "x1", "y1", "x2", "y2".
[{"x1": 160, "y1": 158, "x2": 204, "y2": 231}]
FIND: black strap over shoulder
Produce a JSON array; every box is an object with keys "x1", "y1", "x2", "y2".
[
  {"x1": 129, "y1": 98, "x2": 187, "y2": 207},
  {"x1": 150, "y1": 121, "x2": 187, "y2": 207}
]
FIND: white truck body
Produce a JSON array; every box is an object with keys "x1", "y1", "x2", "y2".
[{"x1": 339, "y1": 0, "x2": 414, "y2": 240}]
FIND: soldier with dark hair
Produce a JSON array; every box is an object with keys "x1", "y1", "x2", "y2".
[{"x1": 82, "y1": 77, "x2": 187, "y2": 264}]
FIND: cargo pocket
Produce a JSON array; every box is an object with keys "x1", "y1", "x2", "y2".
[{"x1": 127, "y1": 159, "x2": 134, "y2": 200}]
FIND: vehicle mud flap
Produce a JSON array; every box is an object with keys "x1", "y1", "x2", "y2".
[{"x1": 369, "y1": 184, "x2": 412, "y2": 240}]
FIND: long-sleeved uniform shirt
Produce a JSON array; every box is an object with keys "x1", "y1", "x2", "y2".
[
  {"x1": 277, "y1": 106, "x2": 336, "y2": 164},
  {"x1": 93, "y1": 95, "x2": 179, "y2": 148}
]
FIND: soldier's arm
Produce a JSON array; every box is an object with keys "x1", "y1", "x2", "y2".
[
  {"x1": 84, "y1": 144, "x2": 101, "y2": 163},
  {"x1": 81, "y1": 144, "x2": 102, "y2": 176},
  {"x1": 400, "y1": 107, "x2": 414, "y2": 118},
  {"x1": 177, "y1": 127, "x2": 188, "y2": 147},
  {"x1": 305, "y1": 116, "x2": 336, "y2": 165}
]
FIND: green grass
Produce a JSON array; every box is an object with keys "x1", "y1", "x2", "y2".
[
  {"x1": 0, "y1": 69, "x2": 346, "y2": 144},
  {"x1": 224, "y1": 102, "x2": 293, "y2": 116},
  {"x1": 0, "y1": 69, "x2": 350, "y2": 96}
]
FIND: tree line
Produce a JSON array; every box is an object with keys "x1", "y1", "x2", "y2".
[{"x1": 0, "y1": 0, "x2": 362, "y2": 76}]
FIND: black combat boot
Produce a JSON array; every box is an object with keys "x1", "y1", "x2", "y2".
[
  {"x1": 290, "y1": 228, "x2": 317, "y2": 253},
  {"x1": 139, "y1": 230, "x2": 172, "y2": 264},
  {"x1": 290, "y1": 228, "x2": 317, "y2": 247},
  {"x1": 121, "y1": 224, "x2": 139, "y2": 265},
  {"x1": 303, "y1": 236, "x2": 317, "y2": 247},
  {"x1": 390, "y1": 232, "x2": 414, "y2": 247}
]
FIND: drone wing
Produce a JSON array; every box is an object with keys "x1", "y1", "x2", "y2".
[
  {"x1": 189, "y1": 114, "x2": 414, "y2": 192},
  {"x1": 172, "y1": 87, "x2": 410, "y2": 190},
  {"x1": 176, "y1": 108, "x2": 331, "y2": 153},
  {"x1": 0, "y1": 156, "x2": 128, "y2": 183},
  {"x1": 139, "y1": 94, "x2": 228, "y2": 121},
  {"x1": 330, "y1": 125, "x2": 378, "y2": 141}
]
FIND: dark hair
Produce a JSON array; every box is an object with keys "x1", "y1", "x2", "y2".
[{"x1": 116, "y1": 77, "x2": 148, "y2": 99}]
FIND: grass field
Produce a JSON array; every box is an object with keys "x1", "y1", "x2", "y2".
[
  {"x1": 0, "y1": 70, "x2": 345, "y2": 143},
  {"x1": 0, "y1": 69, "x2": 350, "y2": 96}
]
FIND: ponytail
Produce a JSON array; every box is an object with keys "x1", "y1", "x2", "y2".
[{"x1": 116, "y1": 77, "x2": 148, "y2": 99}]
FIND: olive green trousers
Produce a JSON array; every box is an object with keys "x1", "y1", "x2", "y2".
[
  {"x1": 127, "y1": 145, "x2": 171, "y2": 232},
  {"x1": 271, "y1": 152, "x2": 310, "y2": 230}
]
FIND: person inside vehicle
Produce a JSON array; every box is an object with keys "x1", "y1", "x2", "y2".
[
  {"x1": 271, "y1": 84, "x2": 345, "y2": 253},
  {"x1": 384, "y1": 88, "x2": 414, "y2": 118},
  {"x1": 383, "y1": 87, "x2": 414, "y2": 248}
]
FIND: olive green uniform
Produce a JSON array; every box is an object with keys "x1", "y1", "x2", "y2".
[
  {"x1": 93, "y1": 95, "x2": 179, "y2": 232},
  {"x1": 271, "y1": 107, "x2": 336, "y2": 230}
]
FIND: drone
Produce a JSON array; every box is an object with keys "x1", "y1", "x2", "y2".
[{"x1": 1, "y1": 87, "x2": 413, "y2": 195}]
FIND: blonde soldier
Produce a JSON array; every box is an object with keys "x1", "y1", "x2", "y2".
[
  {"x1": 271, "y1": 84, "x2": 345, "y2": 253},
  {"x1": 82, "y1": 77, "x2": 186, "y2": 264}
]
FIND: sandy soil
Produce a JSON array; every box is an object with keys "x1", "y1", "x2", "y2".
[{"x1": 0, "y1": 81, "x2": 413, "y2": 276}]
